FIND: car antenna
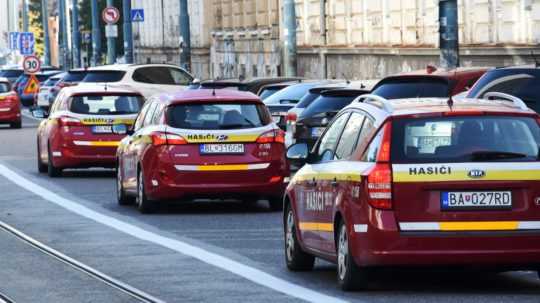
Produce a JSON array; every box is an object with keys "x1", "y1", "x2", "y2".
[
  {"x1": 341, "y1": 73, "x2": 351, "y2": 85},
  {"x1": 212, "y1": 88, "x2": 216, "y2": 96},
  {"x1": 104, "y1": 82, "x2": 108, "y2": 91},
  {"x1": 531, "y1": 51, "x2": 540, "y2": 68}
]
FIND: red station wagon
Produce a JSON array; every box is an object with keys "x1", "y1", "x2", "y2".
[
  {"x1": 36, "y1": 84, "x2": 144, "y2": 177},
  {"x1": 0, "y1": 77, "x2": 21, "y2": 129},
  {"x1": 116, "y1": 89, "x2": 289, "y2": 213},
  {"x1": 284, "y1": 94, "x2": 540, "y2": 290}
]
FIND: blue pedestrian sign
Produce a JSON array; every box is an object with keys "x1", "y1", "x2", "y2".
[
  {"x1": 9, "y1": 32, "x2": 19, "y2": 50},
  {"x1": 131, "y1": 9, "x2": 144, "y2": 22},
  {"x1": 19, "y1": 32, "x2": 35, "y2": 55}
]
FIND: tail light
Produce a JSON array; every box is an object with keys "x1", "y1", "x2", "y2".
[
  {"x1": 286, "y1": 112, "x2": 297, "y2": 124},
  {"x1": 58, "y1": 116, "x2": 82, "y2": 127},
  {"x1": 151, "y1": 132, "x2": 187, "y2": 146},
  {"x1": 366, "y1": 122, "x2": 393, "y2": 210},
  {"x1": 257, "y1": 129, "x2": 285, "y2": 144}
]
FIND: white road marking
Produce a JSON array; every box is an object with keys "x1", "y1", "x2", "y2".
[{"x1": 0, "y1": 164, "x2": 349, "y2": 303}]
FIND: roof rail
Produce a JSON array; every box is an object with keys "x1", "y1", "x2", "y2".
[
  {"x1": 356, "y1": 94, "x2": 393, "y2": 112},
  {"x1": 483, "y1": 92, "x2": 528, "y2": 110}
]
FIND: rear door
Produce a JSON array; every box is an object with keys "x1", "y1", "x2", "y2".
[{"x1": 391, "y1": 114, "x2": 540, "y2": 232}]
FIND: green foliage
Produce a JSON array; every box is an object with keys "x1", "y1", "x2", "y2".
[{"x1": 28, "y1": 0, "x2": 44, "y2": 57}]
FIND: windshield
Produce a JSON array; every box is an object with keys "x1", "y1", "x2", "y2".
[
  {"x1": 372, "y1": 78, "x2": 450, "y2": 99},
  {"x1": 466, "y1": 69, "x2": 540, "y2": 113},
  {"x1": 69, "y1": 95, "x2": 143, "y2": 115},
  {"x1": 263, "y1": 83, "x2": 317, "y2": 105},
  {"x1": 82, "y1": 71, "x2": 126, "y2": 83},
  {"x1": 391, "y1": 116, "x2": 540, "y2": 163},
  {"x1": 64, "y1": 71, "x2": 88, "y2": 82},
  {"x1": 0, "y1": 83, "x2": 10, "y2": 93},
  {"x1": 167, "y1": 103, "x2": 269, "y2": 130},
  {"x1": 300, "y1": 95, "x2": 358, "y2": 119}
]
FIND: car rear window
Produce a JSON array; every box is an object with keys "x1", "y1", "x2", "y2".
[
  {"x1": 391, "y1": 116, "x2": 540, "y2": 163},
  {"x1": 467, "y1": 69, "x2": 540, "y2": 113},
  {"x1": 43, "y1": 77, "x2": 61, "y2": 87},
  {"x1": 69, "y1": 94, "x2": 143, "y2": 115},
  {"x1": 167, "y1": 103, "x2": 270, "y2": 130},
  {"x1": 372, "y1": 77, "x2": 450, "y2": 99},
  {"x1": 259, "y1": 87, "x2": 283, "y2": 100},
  {"x1": 82, "y1": 71, "x2": 125, "y2": 83},
  {"x1": 299, "y1": 95, "x2": 358, "y2": 119},
  {"x1": 0, "y1": 83, "x2": 10, "y2": 93},
  {"x1": 263, "y1": 83, "x2": 316, "y2": 105},
  {"x1": 0, "y1": 70, "x2": 23, "y2": 78},
  {"x1": 296, "y1": 91, "x2": 323, "y2": 108},
  {"x1": 64, "y1": 71, "x2": 88, "y2": 82}
]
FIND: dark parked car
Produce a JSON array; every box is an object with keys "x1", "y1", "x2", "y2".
[
  {"x1": 294, "y1": 88, "x2": 370, "y2": 149},
  {"x1": 258, "y1": 81, "x2": 300, "y2": 100},
  {"x1": 48, "y1": 69, "x2": 89, "y2": 105},
  {"x1": 0, "y1": 68, "x2": 24, "y2": 84},
  {"x1": 16, "y1": 71, "x2": 62, "y2": 106},
  {"x1": 466, "y1": 65, "x2": 540, "y2": 113},
  {"x1": 371, "y1": 66, "x2": 488, "y2": 99},
  {"x1": 195, "y1": 77, "x2": 302, "y2": 95}
]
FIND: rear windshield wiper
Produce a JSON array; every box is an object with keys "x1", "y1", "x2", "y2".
[{"x1": 471, "y1": 151, "x2": 528, "y2": 161}]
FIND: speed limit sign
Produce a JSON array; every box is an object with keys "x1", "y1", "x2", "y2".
[{"x1": 23, "y1": 55, "x2": 41, "y2": 74}]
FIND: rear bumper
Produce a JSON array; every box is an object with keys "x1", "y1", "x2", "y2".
[
  {"x1": 348, "y1": 208, "x2": 540, "y2": 269},
  {"x1": 51, "y1": 142, "x2": 119, "y2": 169},
  {"x1": 0, "y1": 107, "x2": 21, "y2": 123}
]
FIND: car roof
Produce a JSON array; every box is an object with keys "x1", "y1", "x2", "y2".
[
  {"x1": 61, "y1": 83, "x2": 143, "y2": 96},
  {"x1": 87, "y1": 63, "x2": 182, "y2": 71},
  {"x1": 346, "y1": 97, "x2": 537, "y2": 119},
  {"x1": 396, "y1": 66, "x2": 491, "y2": 78},
  {"x1": 496, "y1": 64, "x2": 539, "y2": 70},
  {"x1": 320, "y1": 88, "x2": 371, "y2": 97},
  {"x1": 158, "y1": 89, "x2": 263, "y2": 106},
  {"x1": 0, "y1": 77, "x2": 9, "y2": 83}
]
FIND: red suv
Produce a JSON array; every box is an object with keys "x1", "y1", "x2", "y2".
[
  {"x1": 284, "y1": 94, "x2": 540, "y2": 290},
  {"x1": 116, "y1": 89, "x2": 289, "y2": 213}
]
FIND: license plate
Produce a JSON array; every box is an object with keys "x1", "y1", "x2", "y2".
[
  {"x1": 91, "y1": 125, "x2": 112, "y2": 134},
  {"x1": 200, "y1": 144, "x2": 245, "y2": 154},
  {"x1": 311, "y1": 127, "x2": 325, "y2": 138},
  {"x1": 441, "y1": 191, "x2": 512, "y2": 210}
]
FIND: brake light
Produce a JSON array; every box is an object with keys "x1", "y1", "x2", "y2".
[
  {"x1": 366, "y1": 121, "x2": 393, "y2": 209},
  {"x1": 257, "y1": 130, "x2": 285, "y2": 144},
  {"x1": 366, "y1": 163, "x2": 393, "y2": 209},
  {"x1": 58, "y1": 116, "x2": 82, "y2": 127},
  {"x1": 151, "y1": 132, "x2": 187, "y2": 146},
  {"x1": 286, "y1": 112, "x2": 297, "y2": 124}
]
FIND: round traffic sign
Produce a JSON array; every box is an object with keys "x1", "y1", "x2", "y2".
[
  {"x1": 23, "y1": 55, "x2": 41, "y2": 74},
  {"x1": 102, "y1": 6, "x2": 120, "y2": 24}
]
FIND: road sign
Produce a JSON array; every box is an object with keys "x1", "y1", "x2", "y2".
[
  {"x1": 105, "y1": 25, "x2": 118, "y2": 38},
  {"x1": 23, "y1": 55, "x2": 41, "y2": 74},
  {"x1": 18, "y1": 32, "x2": 34, "y2": 55},
  {"x1": 102, "y1": 6, "x2": 121, "y2": 24},
  {"x1": 131, "y1": 9, "x2": 144, "y2": 22},
  {"x1": 9, "y1": 32, "x2": 19, "y2": 50},
  {"x1": 23, "y1": 74, "x2": 40, "y2": 95}
]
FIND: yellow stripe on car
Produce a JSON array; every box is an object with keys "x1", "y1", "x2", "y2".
[
  {"x1": 175, "y1": 163, "x2": 270, "y2": 172},
  {"x1": 184, "y1": 134, "x2": 260, "y2": 144},
  {"x1": 80, "y1": 118, "x2": 135, "y2": 125},
  {"x1": 298, "y1": 222, "x2": 334, "y2": 232},
  {"x1": 399, "y1": 221, "x2": 540, "y2": 231}
]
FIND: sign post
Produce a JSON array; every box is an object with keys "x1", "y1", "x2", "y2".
[{"x1": 103, "y1": 6, "x2": 120, "y2": 64}]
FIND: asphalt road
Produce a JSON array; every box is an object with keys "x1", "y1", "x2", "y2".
[{"x1": 0, "y1": 114, "x2": 538, "y2": 303}]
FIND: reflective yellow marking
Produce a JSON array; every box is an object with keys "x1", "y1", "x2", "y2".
[
  {"x1": 393, "y1": 170, "x2": 540, "y2": 182},
  {"x1": 185, "y1": 134, "x2": 260, "y2": 144},
  {"x1": 77, "y1": 141, "x2": 120, "y2": 147},
  {"x1": 80, "y1": 118, "x2": 135, "y2": 125},
  {"x1": 298, "y1": 222, "x2": 334, "y2": 232},
  {"x1": 439, "y1": 221, "x2": 519, "y2": 231},
  {"x1": 197, "y1": 164, "x2": 249, "y2": 171}
]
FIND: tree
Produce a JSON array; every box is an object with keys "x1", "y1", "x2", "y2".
[{"x1": 28, "y1": 0, "x2": 44, "y2": 57}]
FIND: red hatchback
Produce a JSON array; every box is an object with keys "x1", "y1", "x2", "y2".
[
  {"x1": 116, "y1": 89, "x2": 289, "y2": 213},
  {"x1": 0, "y1": 77, "x2": 21, "y2": 129},
  {"x1": 284, "y1": 94, "x2": 540, "y2": 290},
  {"x1": 36, "y1": 84, "x2": 144, "y2": 177}
]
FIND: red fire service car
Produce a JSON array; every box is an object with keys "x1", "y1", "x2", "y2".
[
  {"x1": 116, "y1": 89, "x2": 289, "y2": 213},
  {"x1": 284, "y1": 93, "x2": 540, "y2": 290},
  {"x1": 0, "y1": 77, "x2": 21, "y2": 129},
  {"x1": 36, "y1": 83, "x2": 144, "y2": 177}
]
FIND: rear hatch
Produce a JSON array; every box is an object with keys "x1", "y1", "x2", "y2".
[
  {"x1": 62, "y1": 93, "x2": 143, "y2": 156},
  {"x1": 391, "y1": 113, "x2": 540, "y2": 231},
  {"x1": 163, "y1": 102, "x2": 286, "y2": 184}
]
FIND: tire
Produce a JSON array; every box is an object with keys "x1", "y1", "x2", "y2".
[
  {"x1": 37, "y1": 140, "x2": 47, "y2": 173},
  {"x1": 268, "y1": 196, "x2": 283, "y2": 211},
  {"x1": 10, "y1": 120, "x2": 21, "y2": 129},
  {"x1": 337, "y1": 221, "x2": 369, "y2": 291},
  {"x1": 284, "y1": 203, "x2": 315, "y2": 271},
  {"x1": 136, "y1": 168, "x2": 155, "y2": 214},
  {"x1": 116, "y1": 162, "x2": 134, "y2": 205},
  {"x1": 47, "y1": 145, "x2": 62, "y2": 178}
]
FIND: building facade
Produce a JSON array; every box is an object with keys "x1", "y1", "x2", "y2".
[{"x1": 132, "y1": 0, "x2": 540, "y2": 80}]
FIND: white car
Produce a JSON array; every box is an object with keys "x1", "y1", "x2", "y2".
[
  {"x1": 81, "y1": 64, "x2": 194, "y2": 99},
  {"x1": 36, "y1": 72, "x2": 65, "y2": 110}
]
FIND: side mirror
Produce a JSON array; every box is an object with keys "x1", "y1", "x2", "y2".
[
  {"x1": 287, "y1": 143, "x2": 309, "y2": 167},
  {"x1": 126, "y1": 125, "x2": 135, "y2": 136},
  {"x1": 31, "y1": 107, "x2": 48, "y2": 119}
]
